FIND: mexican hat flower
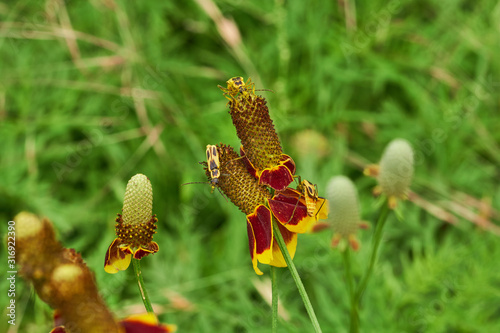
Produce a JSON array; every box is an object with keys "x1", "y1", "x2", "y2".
[
  {"x1": 364, "y1": 139, "x2": 414, "y2": 209},
  {"x1": 219, "y1": 77, "x2": 296, "y2": 191},
  {"x1": 104, "y1": 174, "x2": 159, "y2": 274},
  {"x1": 203, "y1": 143, "x2": 326, "y2": 274},
  {"x1": 14, "y1": 212, "x2": 174, "y2": 332}
]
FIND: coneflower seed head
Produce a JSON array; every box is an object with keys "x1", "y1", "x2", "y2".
[
  {"x1": 327, "y1": 176, "x2": 360, "y2": 238},
  {"x1": 122, "y1": 174, "x2": 153, "y2": 226},
  {"x1": 378, "y1": 139, "x2": 414, "y2": 198}
]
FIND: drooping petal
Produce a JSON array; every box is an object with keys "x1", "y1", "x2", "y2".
[
  {"x1": 268, "y1": 188, "x2": 308, "y2": 231},
  {"x1": 133, "y1": 241, "x2": 159, "y2": 259},
  {"x1": 259, "y1": 164, "x2": 294, "y2": 191},
  {"x1": 269, "y1": 189, "x2": 329, "y2": 233},
  {"x1": 311, "y1": 222, "x2": 331, "y2": 233},
  {"x1": 246, "y1": 219, "x2": 262, "y2": 275},
  {"x1": 120, "y1": 313, "x2": 176, "y2": 333},
  {"x1": 331, "y1": 233, "x2": 342, "y2": 248},
  {"x1": 241, "y1": 147, "x2": 295, "y2": 191},
  {"x1": 104, "y1": 238, "x2": 133, "y2": 274},
  {"x1": 246, "y1": 205, "x2": 274, "y2": 274},
  {"x1": 240, "y1": 146, "x2": 258, "y2": 179},
  {"x1": 279, "y1": 154, "x2": 296, "y2": 175},
  {"x1": 348, "y1": 234, "x2": 360, "y2": 251},
  {"x1": 268, "y1": 222, "x2": 297, "y2": 267},
  {"x1": 315, "y1": 197, "x2": 329, "y2": 221}
]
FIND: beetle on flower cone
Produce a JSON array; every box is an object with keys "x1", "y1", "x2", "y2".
[{"x1": 219, "y1": 77, "x2": 296, "y2": 191}]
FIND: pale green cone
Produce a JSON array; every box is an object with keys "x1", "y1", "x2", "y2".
[
  {"x1": 122, "y1": 174, "x2": 153, "y2": 226},
  {"x1": 327, "y1": 176, "x2": 362, "y2": 251},
  {"x1": 378, "y1": 139, "x2": 414, "y2": 200}
]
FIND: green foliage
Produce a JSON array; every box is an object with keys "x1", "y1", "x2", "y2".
[{"x1": 1, "y1": 0, "x2": 499, "y2": 332}]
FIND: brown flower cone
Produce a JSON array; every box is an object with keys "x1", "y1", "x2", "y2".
[
  {"x1": 228, "y1": 94, "x2": 283, "y2": 172},
  {"x1": 204, "y1": 143, "x2": 271, "y2": 215}
]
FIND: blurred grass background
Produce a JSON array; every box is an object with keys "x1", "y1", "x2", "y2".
[{"x1": 1, "y1": 0, "x2": 500, "y2": 332}]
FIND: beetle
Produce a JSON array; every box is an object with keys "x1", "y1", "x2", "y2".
[
  {"x1": 218, "y1": 76, "x2": 273, "y2": 104},
  {"x1": 286, "y1": 177, "x2": 325, "y2": 224},
  {"x1": 297, "y1": 178, "x2": 319, "y2": 217},
  {"x1": 183, "y1": 145, "x2": 221, "y2": 194},
  {"x1": 206, "y1": 144, "x2": 221, "y2": 191}
]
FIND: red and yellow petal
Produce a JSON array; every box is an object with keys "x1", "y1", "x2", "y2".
[
  {"x1": 279, "y1": 154, "x2": 296, "y2": 175},
  {"x1": 240, "y1": 147, "x2": 296, "y2": 191},
  {"x1": 246, "y1": 205, "x2": 274, "y2": 275},
  {"x1": 120, "y1": 313, "x2": 176, "y2": 332},
  {"x1": 246, "y1": 220, "x2": 261, "y2": 275},
  {"x1": 104, "y1": 238, "x2": 133, "y2": 274},
  {"x1": 268, "y1": 222, "x2": 297, "y2": 267},
  {"x1": 268, "y1": 189, "x2": 309, "y2": 232},
  {"x1": 240, "y1": 146, "x2": 259, "y2": 179},
  {"x1": 259, "y1": 165, "x2": 294, "y2": 191},
  {"x1": 269, "y1": 189, "x2": 329, "y2": 233},
  {"x1": 51, "y1": 312, "x2": 176, "y2": 333},
  {"x1": 133, "y1": 241, "x2": 159, "y2": 259}
]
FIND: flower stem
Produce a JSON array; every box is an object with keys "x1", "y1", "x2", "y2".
[
  {"x1": 342, "y1": 248, "x2": 354, "y2": 300},
  {"x1": 272, "y1": 220, "x2": 323, "y2": 333},
  {"x1": 132, "y1": 258, "x2": 154, "y2": 314},
  {"x1": 271, "y1": 266, "x2": 278, "y2": 333},
  {"x1": 350, "y1": 199, "x2": 390, "y2": 332},
  {"x1": 343, "y1": 247, "x2": 358, "y2": 333}
]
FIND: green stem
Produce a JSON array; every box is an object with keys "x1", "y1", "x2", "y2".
[
  {"x1": 132, "y1": 258, "x2": 154, "y2": 314},
  {"x1": 350, "y1": 199, "x2": 390, "y2": 332},
  {"x1": 271, "y1": 266, "x2": 278, "y2": 333},
  {"x1": 272, "y1": 220, "x2": 323, "y2": 333},
  {"x1": 342, "y1": 248, "x2": 354, "y2": 300},
  {"x1": 343, "y1": 247, "x2": 358, "y2": 333}
]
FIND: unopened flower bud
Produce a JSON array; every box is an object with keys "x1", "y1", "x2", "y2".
[
  {"x1": 378, "y1": 139, "x2": 414, "y2": 207},
  {"x1": 327, "y1": 176, "x2": 362, "y2": 251}
]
